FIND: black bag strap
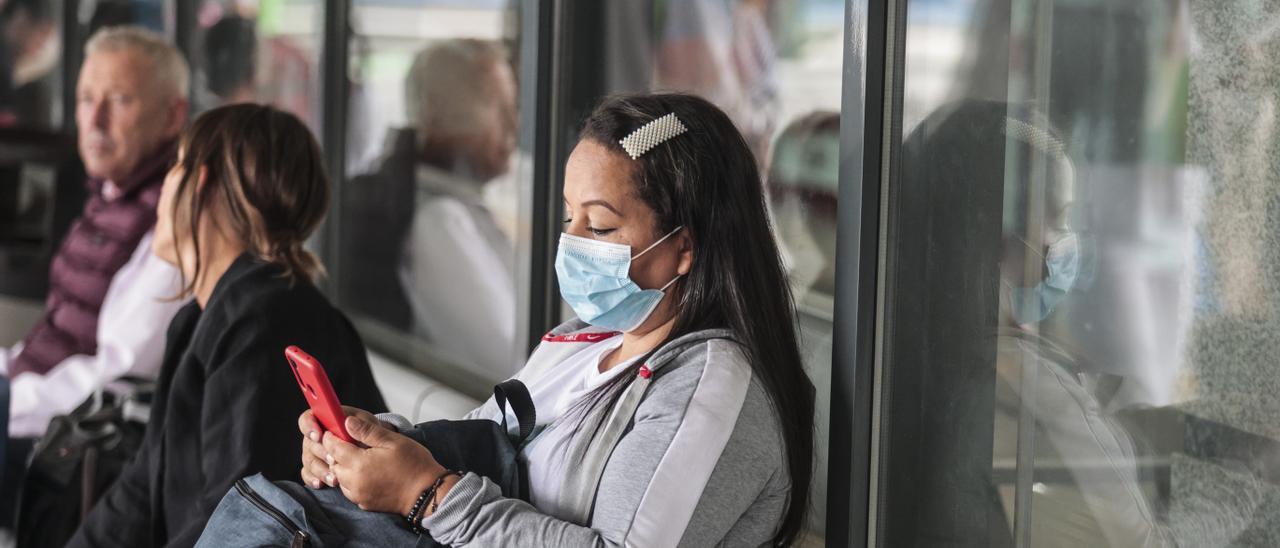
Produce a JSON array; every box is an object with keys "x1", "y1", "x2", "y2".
[{"x1": 493, "y1": 379, "x2": 536, "y2": 444}]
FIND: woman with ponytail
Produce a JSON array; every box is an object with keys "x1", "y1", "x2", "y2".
[{"x1": 69, "y1": 104, "x2": 386, "y2": 548}]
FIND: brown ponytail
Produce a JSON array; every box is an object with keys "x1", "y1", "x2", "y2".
[{"x1": 169, "y1": 103, "x2": 329, "y2": 296}]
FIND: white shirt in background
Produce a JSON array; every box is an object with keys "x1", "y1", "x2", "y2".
[
  {"x1": 400, "y1": 164, "x2": 520, "y2": 379},
  {"x1": 0, "y1": 231, "x2": 187, "y2": 438}
]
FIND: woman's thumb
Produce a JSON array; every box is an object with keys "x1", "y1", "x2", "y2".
[{"x1": 345, "y1": 415, "x2": 389, "y2": 446}]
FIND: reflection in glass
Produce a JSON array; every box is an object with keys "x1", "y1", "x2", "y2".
[
  {"x1": 0, "y1": 0, "x2": 60, "y2": 129},
  {"x1": 396, "y1": 40, "x2": 518, "y2": 377},
  {"x1": 654, "y1": 0, "x2": 780, "y2": 161},
  {"x1": 767, "y1": 110, "x2": 838, "y2": 545},
  {"x1": 338, "y1": 3, "x2": 523, "y2": 383},
  {"x1": 769, "y1": 112, "x2": 840, "y2": 301},
  {"x1": 203, "y1": 15, "x2": 257, "y2": 105},
  {"x1": 879, "y1": 0, "x2": 1280, "y2": 545},
  {"x1": 192, "y1": 0, "x2": 322, "y2": 132}
]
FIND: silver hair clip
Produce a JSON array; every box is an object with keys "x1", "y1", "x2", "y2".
[
  {"x1": 1004, "y1": 117, "x2": 1066, "y2": 159},
  {"x1": 619, "y1": 113, "x2": 688, "y2": 160}
]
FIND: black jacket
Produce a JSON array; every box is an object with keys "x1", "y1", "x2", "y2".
[{"x1": 69, "y1": 255, "x2": 387, "y2": 547}]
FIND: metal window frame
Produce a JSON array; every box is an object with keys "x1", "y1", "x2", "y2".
[
  {"x1": 320, "y1": 0, "x2": 348, "y2": 296},
  {"x1": 174, "y1": 0, "x2": 195, "y2": 106},
  {"x1": 863, "y1": 0, "x2": 1011, "y2": 544},
  {"x1": 60, "y1": 0, "x2": 81, "y2": 133},
  {"x1": 516, "y1": 0, "x2": 563, "y2": 355},
  {"x1": 826, "y1": 0, "x2": 901, "y2": 545}
]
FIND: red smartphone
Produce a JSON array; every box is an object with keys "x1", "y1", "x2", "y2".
[{"x1": 285, "y1": 345, "x2": 354, "y2": 444}]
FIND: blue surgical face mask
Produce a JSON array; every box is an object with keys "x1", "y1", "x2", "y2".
[
  {"x1": 1007, "y1": 232, "x2": 1081, "y2": 325},
  {"x1": 555, "y1": 226, "x2": 683, "y2": 332}
]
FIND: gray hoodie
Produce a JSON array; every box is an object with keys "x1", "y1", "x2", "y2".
[{"x1": 414, "y1": 320, "x2": 791, "y2": 547}]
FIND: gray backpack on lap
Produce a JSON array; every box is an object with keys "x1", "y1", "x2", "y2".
[{"x1": 197, "y1": 380, "x2": 535, "y2": 547}]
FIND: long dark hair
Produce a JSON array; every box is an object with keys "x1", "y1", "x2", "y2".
[
  {"x1": 170, "y1": 103, "x2": 329, "y2": 297},
  {"x1": 574, "y1": 93, "x2": 815, "y2": 546}
]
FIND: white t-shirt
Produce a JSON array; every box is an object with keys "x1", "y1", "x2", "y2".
[{"x1": 502, "y1": 335, "x2": 642, "y2": 516}]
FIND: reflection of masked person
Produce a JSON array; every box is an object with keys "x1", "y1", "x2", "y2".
[
  {"x1": 992, "y1": 111, "x2": 1167, "y2": 547},
  {"x1": 1000, "y1": 116, "x2": 1083, "y2": 327},
  {"x1": 893, "y1": 100, "x2": 1165, "y2": 545},
  {"x1": 1006, "y1": 231, "x2": 1082, "y2": 324}
]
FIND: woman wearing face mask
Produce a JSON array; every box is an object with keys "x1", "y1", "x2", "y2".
[
  {"x1": 284, "y1": 93, "x2": 814, "y2": 547},
  {"x1": 69, "y1": 104, "x2": 387, "y2": 548}
]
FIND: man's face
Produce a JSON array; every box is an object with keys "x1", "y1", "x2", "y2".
[
  {"x1": 76, "y1": 50, "x2": 183, "y2": 183},
  {"x1": 465, "y1": 61, "x2": 518, "y2": 182}
]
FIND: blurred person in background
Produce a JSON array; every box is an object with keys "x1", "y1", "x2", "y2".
[
  {"x1": 199, "y1": 15, "x2": 258, "y2": 107},
  {"x1": 655, "y1": 0, "x2": 780, "y2": 163},
  {"x1": 0, "y1": 0, "x2": 59, "y2": 127},
  {"x1": 0, "y1": 26, "x2": 189, "y2": 514},
  {"x1": 341, "y1": 38, "x2": 520, "y2": 377}
]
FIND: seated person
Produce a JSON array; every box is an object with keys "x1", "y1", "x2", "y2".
[
  {"x1": 282, "y1": 93, "x2": 815, "y2": 545},
  {"x1": 199, "y1": 15, "x2": 257, "y2": 108},
  {"x1": 341, "y1": 38, "x2": 520, "y2": 377},
  {"x1": 68, "y1": 104, "x2": 386, "y2": 547},
  {"x1": 0, "y1": 27, "x2": 190, "y2": 514},
  {"x1": 0, "y1": 26, "x2": 189, "y2": 440}
]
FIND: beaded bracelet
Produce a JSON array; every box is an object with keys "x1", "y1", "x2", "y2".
[
  {"x1": 404, "y1": 484, "x2": 434, "y2": 533},
  {"x1": 406, "y1": 470, "x2": 463, "y2": 534}
]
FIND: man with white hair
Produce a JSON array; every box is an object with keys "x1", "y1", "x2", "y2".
[
  {"x1": 341, "y1": 38, "x2": 520, "y2": 377},
  {"x1": 0, "y1": 25, "x2": 188, "y2": 442}
]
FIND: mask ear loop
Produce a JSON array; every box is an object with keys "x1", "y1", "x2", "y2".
[
  {"x1": 632, "y1": 226, "x2": 684, "y2": 260},
  {"x1": 636, "y1": 226, "x2": 686, "y2": 294}
]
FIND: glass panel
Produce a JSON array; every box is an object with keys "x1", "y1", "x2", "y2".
[
  {"x1": 189, "y1": 0, "x2": 324, "y2": 134},
  {"x1": 0, "y1": 0, "x2": 173, "y2": 300},
  {"x1": 0, "y1": 0, "x2": 67, "y2": 284},
  {"x1": 335, "y1": 1, "x2": 523, "y2": 388},
  {"x1": 598, "y1": 1, "x2": 844, "y2": 543},
  {"x1": 0, "y1": 0, "x2": 64, "y2": 130},
  {"x1": 879, "y1": 0, "x2": 1280, "y2": 545}
]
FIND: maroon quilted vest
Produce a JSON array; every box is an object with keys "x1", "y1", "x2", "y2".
[{"x1": 9, "y1": 143, "x2": 176, "y2": 379}]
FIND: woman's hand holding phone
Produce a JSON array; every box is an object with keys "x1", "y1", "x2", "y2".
[
  {"x1": 298, "y1": 406, "x2": 384, "y2": 489},
  {"x1": 320, "y1": 412, "x2": 450, "y2": 515}
]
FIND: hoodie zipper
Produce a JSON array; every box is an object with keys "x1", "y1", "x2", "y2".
[{"x1": 233, "y1": 479, "x2": 310, "y2": 548}]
